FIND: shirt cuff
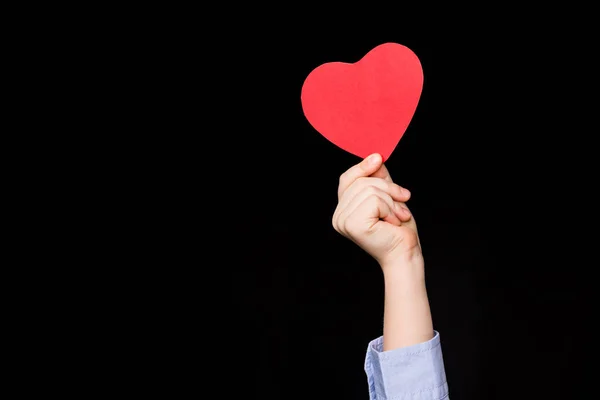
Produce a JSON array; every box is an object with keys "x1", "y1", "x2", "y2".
[{"x1": 365, "y1": 331, "x2": 449, "y2": 400}]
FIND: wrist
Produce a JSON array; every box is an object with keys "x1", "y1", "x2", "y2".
[{"x1": 379, "y1": 250, "x2": 425, "y2": 283}]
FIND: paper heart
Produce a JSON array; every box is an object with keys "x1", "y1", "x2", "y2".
[{"x1": 301, "y1": 42, "x2": 423, "y2": 161}]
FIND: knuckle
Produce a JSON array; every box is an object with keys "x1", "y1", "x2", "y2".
[
  {"x1": 355, "y1": 176, "x2": 368, "y2": 185},
  {"x1": 382, "y1": 181, "x2": 397, "y2": 195},
  {"x1": 338, "y1": 171, "x2": 351, "y2": 187},
  {"x1": 349, "y1": 177, "x2": 363, "y2": 190},
  {"x1": 366, "y1": 192, "x2": 382, "y2": 205},
  {"x1": 337, "y1": 173, "x2": 351, "y2": 198},
  {"x1": 372, "y1": 179, "x2": 388, "y2": 193},
  {"x1": 344, "y1": 217, "x2": 362, "y2": 236},
  {"x1": 332, "y1": 209, "x2": 341, "y2": 231},
  {"x1": 362, "y1": 184, "x2": 379, "y2": 197}
]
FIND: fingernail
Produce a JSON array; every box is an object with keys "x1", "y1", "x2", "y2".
[{"x1": 402, "y1": 188, "x2": 411, "y2": 196}]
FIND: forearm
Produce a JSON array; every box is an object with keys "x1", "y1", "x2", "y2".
[{"x1": 381, "y1": 253, "x2": 434, "y2": 351}]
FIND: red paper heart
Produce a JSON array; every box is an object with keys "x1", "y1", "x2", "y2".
[{"x1": 301, "y1": 42, "x2": 423, "y2": 161}]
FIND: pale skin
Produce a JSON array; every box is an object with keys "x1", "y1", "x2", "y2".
[{"x1": 332, "y1": 153, "x2": 433, "y2": 351}]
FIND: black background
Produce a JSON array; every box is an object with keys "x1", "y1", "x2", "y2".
[
  {"x1": 124, "y1": 20, "x2": 594, "y2": 400},
  {"x1": 13, "y1": 7, "x2": 597, "y2": 399}
]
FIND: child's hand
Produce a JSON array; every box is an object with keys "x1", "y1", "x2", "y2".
[{"x1": 332, "y1": 153, "x2": 421, "y2": 268}]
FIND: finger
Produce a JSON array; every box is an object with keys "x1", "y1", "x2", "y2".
[
  {"x1": 336, "y1": 179, "x2": 410, "y2": 226},
  {"x1": 343, "y1": 186, "x2": 405, "y2": 222},
  {"x1": 334, "y1": 199, "x2": 410, "y2": 233},
  {"x1": 338, "y1": 153, "x2": 383, "y2": 199},
  {"x1": 344, "y1": 194, "x2": 401, "y2": 236},
  {"x1": 339, "y1": 177, "x2": 411, "y2": 211},
  {"x1": 366, "y1": 195, "x2": 401, "y2": 228},
  {"x1": 370, "y1": 163, "x2": 394, "y2": 183},
  {"x1": 336, "y1": 186, "x2": 403, "y2": 230},
  {"x1": 394, "y1": 201, "x2": 413, "y2": 222}
]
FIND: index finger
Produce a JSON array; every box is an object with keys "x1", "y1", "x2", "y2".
[
  {"x1": 338, "y1": 153, "x2": 394, "y2": 199},
  {"x1": 370, "y1": 163, "x2": 393, "y2": 183}
]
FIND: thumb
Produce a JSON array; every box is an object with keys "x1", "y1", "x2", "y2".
[
  {"x1": 360, "y1": 153, "x2": 383, "y2": 172},
  {"x1": 338, "y1": 153, "x2": 383, "y2": 197}
]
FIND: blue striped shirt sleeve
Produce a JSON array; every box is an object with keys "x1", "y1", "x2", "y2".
[{"x1": 365, "y1": 331, "x2": 449, "y2": 399}]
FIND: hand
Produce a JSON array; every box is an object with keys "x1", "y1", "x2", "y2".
[{"x1": 332, "y1": 153, "x2": 422, "y2": 269}]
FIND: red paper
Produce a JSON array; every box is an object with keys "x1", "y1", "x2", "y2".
[{"x1": 301, "y1": 42, "x2": 423, "y2": 161}]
